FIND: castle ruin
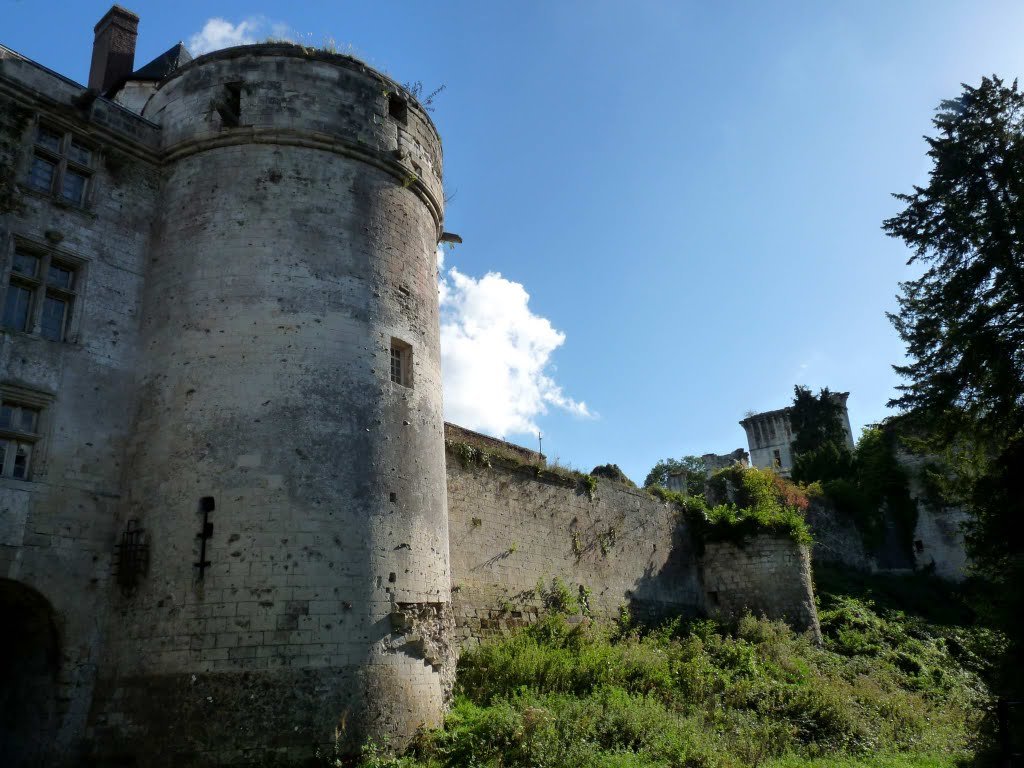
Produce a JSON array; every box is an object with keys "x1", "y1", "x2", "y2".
[{"x1": 740, "y1": 392, "x2": 854, "y2": 475}]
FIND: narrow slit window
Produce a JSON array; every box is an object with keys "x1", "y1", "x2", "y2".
[{"x1": 390, "y1": 338, "x2": 412, "y2": 387}]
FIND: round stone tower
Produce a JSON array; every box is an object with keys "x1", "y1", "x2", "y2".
[{"x1": 94, "y1": 45, "x2": 451, "y2": 765}]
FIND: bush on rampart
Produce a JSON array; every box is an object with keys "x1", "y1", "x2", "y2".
[{"x1": 649, "y1": 466, "x2": 813, "y2": 546}]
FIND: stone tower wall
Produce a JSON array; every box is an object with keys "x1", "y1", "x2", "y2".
[{"x1": 91, "y1": 47, "x2": 450, "y2": 766}]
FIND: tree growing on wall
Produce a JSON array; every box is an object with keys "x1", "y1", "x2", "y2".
[
  {"x1": 883, "y1": 75, "x2": 1024, "y2": 696},
  {"x1": 643, "y1": 455, "x2": 706, "y2": 495},
  {"x1": 789, "y1": 386, "x2": 852, "y2": 484}
]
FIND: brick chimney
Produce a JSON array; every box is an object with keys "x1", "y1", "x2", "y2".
[{"x1": 88, "y1": 5, "x2": 139, "y2": 93}]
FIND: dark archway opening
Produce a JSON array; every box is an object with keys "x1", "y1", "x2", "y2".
[{"x1": 0, "y1": 579, "x2": 60, "y2": 767}]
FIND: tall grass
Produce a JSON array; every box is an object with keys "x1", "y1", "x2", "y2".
[{"x1": 345, "y1": 571, "x2": 1001, "y2": 768}]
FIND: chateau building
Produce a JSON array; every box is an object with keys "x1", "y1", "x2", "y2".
[
  {"x1": 2, "y1": 6, "x2": 451, "y2": 764},
  {"x1": 0, "y1": 9, "x2": 823, "y2": 766}
]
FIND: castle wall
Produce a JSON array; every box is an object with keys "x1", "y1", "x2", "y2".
[
  {"x1": 804, "y1": 499, "x2": 875, "y2": 571},
  {"x1": 802, "y1": 449, "x2": 972, "y2": 582},
  {"x1": 446, "y1": 450, "x2": 703, "y2": 643},
  {"x1": 701, "y1": 538, "x2": 820, "y2": 638},
  {"x1": 1, "y1": 50, "x2": 160, "y2": 765},
  {"x1": 899, "y1": 447, "x2": 970, "y2": 581},
  {"x1": 445, "y1": 446, "x2": 820, "y2": 645},
  {"x1": 912, "y1": 506, "x2": 970, "y2": 581},
  {"x1": 88, "y1": 48, "x2": 451, "y2": 766}
]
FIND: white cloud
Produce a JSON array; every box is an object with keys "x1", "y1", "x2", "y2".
[
  {"x1": 188, "y1": 17, "x2": 292, "y2": 55},
  {"x1": 439, "y1": 259, "x2": 594, "y2": 438}
]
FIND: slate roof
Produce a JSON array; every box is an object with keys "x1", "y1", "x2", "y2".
[{"x1": 130, "y1": 42, "x2": 192, "y2": 81}]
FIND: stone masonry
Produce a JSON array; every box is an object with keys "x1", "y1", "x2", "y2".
[
  {"x1": 0, "y1": 8, "x2": 821, "y2": 766},
  {"x1": 445, "y1": 442, "x2": 820, "y2": 646}
]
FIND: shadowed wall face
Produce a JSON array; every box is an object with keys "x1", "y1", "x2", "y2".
[{"x1": 0, "y1": 580, "x2": 60, "y2": 768}]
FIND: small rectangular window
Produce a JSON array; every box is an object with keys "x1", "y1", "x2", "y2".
[
  {"x1": 36, "y1": 126, "x2": 61, "y2": 152},
  {"x1": 12, "y1": 443, "x2": 31, "y2": 479},
  {"x1": 216, "y1": 83, "x2": 243, "y2": 128},
  {"x1": 0, "y1": 400, "x2": 42, "y2": 480},
  {"x1": 61, "y1": 168, "x2": 89, "y2": 205},
  {"x1": 388, "y1": 94, "x2": 408, "y2": 124},
  {"x1": 389, "y1": 338, "x2": 412, "y2": 387},
  {"x1": 68, "y1": 142, "x2": 91, "y2": 166},
  {"x1": 46, "y1": 263, "x2": 73, "y2": 289}
]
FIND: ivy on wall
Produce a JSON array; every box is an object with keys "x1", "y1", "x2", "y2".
[{"x1": 0, "y1": 96, "x2": 32, "y2": 215}]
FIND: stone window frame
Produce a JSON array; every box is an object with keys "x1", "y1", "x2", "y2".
[
  {"x1": 25, "y1": 120, "x2": 96, "y2": 208},
  {"x1": 0, "y1": 383, "x2": 54, "y2": 482},
  {"x1": 390, "y1": 337, "x2": 413, "y2": 388},
  {"x1": 1, "y1": 236, "x2": 87, "y2": 344}
]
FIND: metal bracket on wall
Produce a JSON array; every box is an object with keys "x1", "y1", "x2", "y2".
[{"x1": 194, "y1": 496, "x2": 215, "y2": 580}]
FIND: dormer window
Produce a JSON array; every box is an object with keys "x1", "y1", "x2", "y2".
[{"x1": 27, "y1": 124, "x2": 94, "y2": 206}]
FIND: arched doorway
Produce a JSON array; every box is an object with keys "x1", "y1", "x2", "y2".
[{"x1": 0, "y1": 579, "x2": 60, "y2": 767}]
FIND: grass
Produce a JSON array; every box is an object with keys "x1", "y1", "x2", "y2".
[
  {"x1": 765, "y1": 754, "x2": 958, "y2": 768},
  {"x1": 338, "y1": 569, "x2": 1002, "y2": 768}
]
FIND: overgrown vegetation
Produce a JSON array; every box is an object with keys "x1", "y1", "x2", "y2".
[
  {"x1": 590, "y1": 464, "x2": 636, "y2": 488},
  {"x1": 643, "y1": 455, "x2": 706, "y2": 495},
  {"x1": 0, "y1": 97, "x2": 32, "y2": 214},
  {"x1": 815, "y1": 426, "x2": 918, "y2": 551},
  {"x1": 345, "y1": 569, "x2": 997, "y2": 768},
  {"x1": 649, "y1": 465, "x2": 812, "y2": 547},
  {"x1": 402, "y1": 81, "x2": 446, "y2": 112},
  {"x1": 790, "y1": 386, "x2": 854, "y2": 484}
]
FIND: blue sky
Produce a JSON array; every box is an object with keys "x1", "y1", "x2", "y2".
[{"x1": 6, "y1": 1, "x2": 1024, "y2": 483}]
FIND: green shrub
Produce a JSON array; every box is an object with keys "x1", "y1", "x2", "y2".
[
  {"x1": 410, "y1": 599, "x2": 992, "y2": 768},
  {"x1": 590, "y1": 464, "x2": 636, "y2": 487},
  {"x1": 648, "y1": 466, "x2": 813, "y2": 546}
]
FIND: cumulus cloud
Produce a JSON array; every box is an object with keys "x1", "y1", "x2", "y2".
[
  {"x1": 188, "y1": 17, "x2": 292, "y2": 55},
  {"x1": 439, "y1": 259, "x2": 593, "y2": 438}
]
